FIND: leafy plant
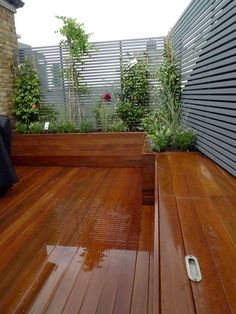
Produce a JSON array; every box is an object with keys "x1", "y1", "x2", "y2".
[
  {"x1": 150, "y1": 126, "x2": 172, "y2": 152},
  {"x1": 118, "y1": 56, "x2": 150, "y2": 130},
  {"x1": 13, "y1": 61, "x2": 41, "y2": 125},
  {"x1": 117, "y1": 101, "x2": 146, "y2": 131},
  {"x1": 174, "y1": 127, "x2": 196, "y2": 151},
  {"x1": 49, "y1": 121, "x2": 77, "y2": 133},
  {"x1": 94, "y1": 94, "x2": 114, "y2": 132},
  {"x1": 79, "y1": 119, "x2": 94, "y2": 133},
  {"x1": 56, "y1": 16, "x2": 93, "y2": 124},
  {"x1": 15, "y1": 122, "x2": 29, "y2": 134},
  {"x1": 158, "y1": 35, "x2": 181, "y2": 125},
  {"x1": 120, "y1": 57, "x2": 150, "y2": 106},
  {"x1": 108, "y1": 119, "x2": 127, "y2": 132},
  {"x1": 28, "y1": 122, "x2": 43, "y2": 134}
]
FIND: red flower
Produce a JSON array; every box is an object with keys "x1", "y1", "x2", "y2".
[{"x1": 103, "y1": 93, "x2": 112, "y2": 102}]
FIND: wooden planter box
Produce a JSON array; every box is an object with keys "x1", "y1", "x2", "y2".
[{"x1": 12, "y1": 132, "x2": 155, "y2": 204}]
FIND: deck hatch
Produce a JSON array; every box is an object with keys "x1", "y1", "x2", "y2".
[{"x1": 185, "y1": 255, "x2": 202, "y2": 282}]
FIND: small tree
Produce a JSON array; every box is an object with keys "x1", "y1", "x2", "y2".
[
  {"x1": 56, "y1": 16, "x2": 93, "y2": 124},
  {"x1": 13, "y1": 61, "x2": 41, "y2": 125}
]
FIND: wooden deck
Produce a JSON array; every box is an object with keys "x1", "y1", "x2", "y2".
[
  {"x1": 155, "y1": 152, "x2": 236, "y2": 314},
  {"x1": 0, "y1": 166, "x2": 153, "y2": 313},
  {"x1": 0, "y1": 151, "x2": 235, "y2": 313}
]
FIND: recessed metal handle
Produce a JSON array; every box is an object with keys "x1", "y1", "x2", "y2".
[{"x1": 185, "y1": 255, "x2": 202, "y2": 282}]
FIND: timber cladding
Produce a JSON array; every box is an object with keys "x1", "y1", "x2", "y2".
[
  {"x1": 11, "y1": 132, "x2": 146, "y2": 167},
  {"x1": 171, "y1": 0, "x2": 236, "y2": 177},
  {"x1": 12, "y1": 132, "x2": 155, "y2": 204},
  {"x1": 0, "y1": 4, "x2": 17, "y2": 117}
]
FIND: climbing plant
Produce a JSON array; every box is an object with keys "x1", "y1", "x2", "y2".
[
  {"x1": 12, "y1": 61, "x2": 41, "y2": 125},
  {"x1": 117, "y1": 56, "x2": 150, "y2": 130}
]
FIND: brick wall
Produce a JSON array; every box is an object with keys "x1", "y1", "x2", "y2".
[{"x1": 0, "y1": 5, "x2": 17, "y2": 117}]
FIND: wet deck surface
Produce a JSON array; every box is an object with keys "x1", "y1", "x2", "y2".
[
  {"x1": 155, "y1": 152, "x2": 236, "y2": 314},
  {"x1": 0, "y1": 167, "x2": 154, "y2": 313},
  {"x1": 1, "y1": 152, "x2": 236, "y2": 313}
]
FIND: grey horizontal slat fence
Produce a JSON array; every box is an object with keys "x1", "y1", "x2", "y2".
[
  {"x1": 18, "y1": 37, "x2": 164, "y2": 125},
  {"x1": 171, "y1": 0, "x2": 236, "y2": 177}
]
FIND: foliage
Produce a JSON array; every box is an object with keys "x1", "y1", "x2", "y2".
[
  {"x1": 12, "y1": 61, "x2": 41, "y2": 125},
  {"x1": 174, "y1": 127, "x2": 196, "y2": 151},
  {"x1": 94, "y1": 96, "x2": 115, "y2": 132},
  {"x1": 56, "y1": 16, "x2": 93, "y2": 123},
  {"x1": 120, "y1": 57, "x2": 150, "y2": 106},
  {"x1": 56, "y1": 16, "x2": 93, "y2": 62},
  {"x1": 49, "y1": 121, "x2": 77, "y2": 133},
  {"x1": 142, "y1": 109, "x2": 166, "y2": 134},
  {"x1": 15, "y1": 122, "x2": 30, "y2": 134},
  {"x1": 117, "y1": 101, "x2": 146, "y2": 131},
  {"x1": 149, "y1": 126, "x2": 172, "y2": 152},
  {"x1": 28, "y1": 122, "x2": 43, "y2": 134},
  {"x1": 79, "y1": 119, "x2": 95, "y2": 133},
  {"x1": 108, "y1": 119, "x2": 127, "y2": 132},
  {"x1": 158, "y1": 35, "x2": 181, "y2": 123},
  {"x1": 118, "y1": 56, "x2": 150, "y2": 130},
  {"x1": 143, "y1": 36, "x2": 195, "y2": 152}
]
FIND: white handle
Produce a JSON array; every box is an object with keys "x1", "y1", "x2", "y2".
[{"x1": 185, "y1": 255, "x2": 202, "y2": 282}]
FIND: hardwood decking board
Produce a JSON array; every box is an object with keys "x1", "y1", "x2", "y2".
[
  {"x1": 156, "y1": 152, "x2": 236, "y2": 314},
  {"x1": 1, "y1": 151, "x2": 235, "y2": 313},
  {"x1": 0, "y1": 166, "x2": 153, "y2": 313}
]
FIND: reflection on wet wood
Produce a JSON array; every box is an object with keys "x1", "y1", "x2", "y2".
[
  {"x1": 1, "y1": 151, "x2": 235, "y2": 313},
  {"x1": 155, "y1": 152, "x2": 236, "y2": 314},
  {"x1": 0, "y1": 166, "x2": 154, "y2": 313}
]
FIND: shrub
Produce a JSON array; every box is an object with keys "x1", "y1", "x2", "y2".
[
  {"x1": 117, "y1": 102, "x2": 146, "y2": 131},
  {"x1": 118, "y1": 56, "x2": 150, "y2": 130},
  {"x1": 120, "y1": 57, "x2": 150, "y2": 107},
  {"x1": 174, "y1": 127, "x2": 196, "y2": 151},
  {"x1": 150, "y1": 126, "x2": 172, "y2": 152},
  {"x1": 13, "y1": 61, "x2": 41, "y2": 125}
]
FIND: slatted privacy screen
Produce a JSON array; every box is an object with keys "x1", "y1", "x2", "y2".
[
  {"x1": 171, "y1": 0, "x2": 236, "y2": 177},
  {"x1": 18, "y1": 37, "x2": 164, "y2": 125}
]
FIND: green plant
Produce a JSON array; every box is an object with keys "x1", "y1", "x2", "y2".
[
  {"x1": 142, "y1": 109, "x2": 165, "y2": 134},
  {"x1": 120, "y1": 57, "x2": 150, "y2": 106},
  {"x1": 174, "y1": 127, "x2": 196, "y2": 151},
  {"x1": 56, "y1": 16, "x2": 93, "y2": 123},
  {"x1": 117, "y1": 102, "x2": 146, "y2": 131},
  {"x1": 118, "y1": 56, "x2": 150, "y2": 130},
  {"x1": 28, "y1": 122, "x2": 43, "y2": 134},
  {"x1": 158, "y1": 35, "x2": 181, "y2": 125},
  {"x1": 79, "y1": 119, "x2": 94, "y2": 133},
  {"x1": 15, "y1": 122, "x2": 29, "y2": 134},
  {"x1": 49, "y1": 121, "x2": 77, "y2": 133},
  {"x1": 94, "y1": 97, "x2": 114, "y2": 132},
  {"x1": 13, "y1": 61, "x2": 41, "y2": 125},
  {"x1": 108, "y1": 119, "x2": 127, "y2": 132},
  {"x1": 150, "y1": 126, "x2": 172, "y2": 152}
]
